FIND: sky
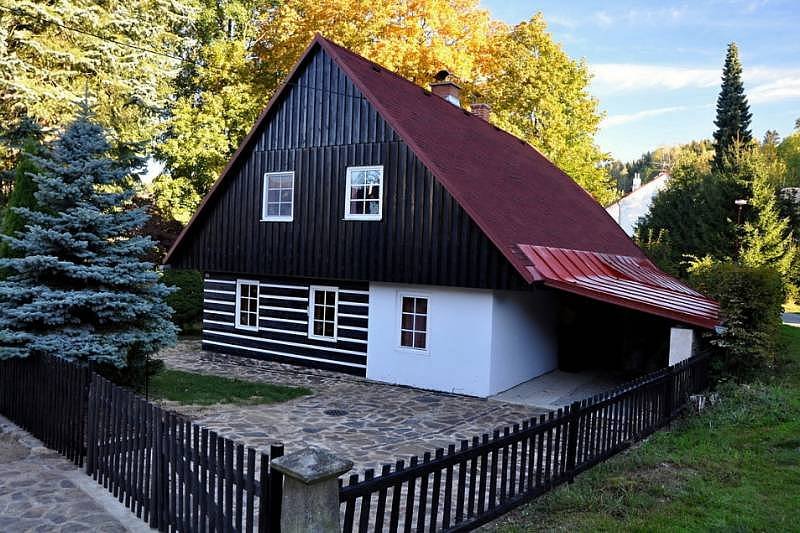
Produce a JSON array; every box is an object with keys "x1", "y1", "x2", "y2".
[{"x1": 480, "y1": 0, "x2": 800, "y2": 162}]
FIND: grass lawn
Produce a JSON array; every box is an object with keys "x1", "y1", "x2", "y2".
[
  {"x1": 149, "y1": 368, "x2": 311, "y2": 406},
  {"x1": 485, "y1": 326, "x2": 800, "y2": 532}
]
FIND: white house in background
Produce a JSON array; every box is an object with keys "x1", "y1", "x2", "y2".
[
  {"x1": 606, "y1": 172, "x2": 671, "y2": 236},
  {"x1": 164, "y1": 36, "x2": 719, "y2": 398}
]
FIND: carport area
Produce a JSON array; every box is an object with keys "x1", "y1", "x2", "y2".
[
  {"x1": 493, "y1": 245, "x2": 720, "y2": 409},
  {"x1": 490, "y1": 368, "x2": 627, "y2": 409},
  {"x1": 493, "y1": 288, "x2": 702, "y2": 410}
]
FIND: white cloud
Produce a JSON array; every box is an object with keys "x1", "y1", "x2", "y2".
[
  {"x1": 590, "y1": 64, "x2": 720, "y2": 92},
  {"x1": 591, "y1": 64, "x2": 800, "y2": 96},
  {"x1": 600, "y1": 106, "x2": 690, "y2": 128},
  {"x1": 594, "y1": 11, "x2": 614, "y2": 27},
  {"x1": 750, "y1": 77, "x2": 800, "y2": 103}
]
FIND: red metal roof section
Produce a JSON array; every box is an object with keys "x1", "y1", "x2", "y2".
[{"x1": 518, "y1": 244, "x2": 720, "y2": 329}]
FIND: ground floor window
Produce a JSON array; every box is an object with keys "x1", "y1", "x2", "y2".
[
  {"x1": 309, "y1": 286, "x2": 338, "y2": 340},
  {"x1": 400, "y1": 294, "x2": 428, "y2": 351},
  {"x1": 235, "y1": 280, "x2": 259, "y2": 330}
]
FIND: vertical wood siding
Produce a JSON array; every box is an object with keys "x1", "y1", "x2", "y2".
[
  {"x1": 169, "y1": 47, "x2": 525, "y2": 291},
  {"x1": 202, "y1": 274, "x2": 369, "y2": 376}
]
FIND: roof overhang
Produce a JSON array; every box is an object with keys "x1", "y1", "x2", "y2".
[{"x1": 517, "y1": 244, "x2": 719, "y2": 329}]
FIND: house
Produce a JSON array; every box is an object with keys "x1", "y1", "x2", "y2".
[
  {"x1": 164, "y1": 35, "x2": 718, "y2": 397},
  {"x1": 606, "y1": 172, "x2": 671, "y2": 236}
]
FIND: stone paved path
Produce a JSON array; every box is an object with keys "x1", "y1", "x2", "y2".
[
  {"x1": 0, "y1": 416, "x2": 148, "y2": 533},
  {"x1": 157, "y1": 340, "x2": 547, "y2": 474}
]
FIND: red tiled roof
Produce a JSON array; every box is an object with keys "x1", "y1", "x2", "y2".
[{"x1": 518, "y1": 245, "x2": 719, "y2": 329}]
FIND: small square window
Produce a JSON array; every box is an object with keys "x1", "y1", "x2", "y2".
[
  {"x1": 400, "y1": 295, "x2": 429, "y2": 351},
  {"x1": 235, "y1": 280, "x2": 259, "y2": 331},
  {"x1": 262, "y1": 171, "x2": 294, "y2": 221},
  {"x1": 308, "y1": 286, "x2": 338, "y2": 341},
  {"x1": 345, "y1": 166, "x2": 383, "y2": 220}
]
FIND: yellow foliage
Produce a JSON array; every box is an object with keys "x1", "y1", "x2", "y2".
[{"x1": 253, "y1": 1, "x2": 614, "y2": 204}]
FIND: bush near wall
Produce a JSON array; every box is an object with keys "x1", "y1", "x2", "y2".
[
  {"x1": 161, "y1": 269, "x2": 203, "y2": 335},
  {"x1": 689, "y1": 260, "x2": 784, "y2": 379}
]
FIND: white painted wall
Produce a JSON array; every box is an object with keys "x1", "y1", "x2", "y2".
[
  {"x1": 668, "y1": 327, "x2": 695, "y2": 365},
  {"x1": 606, "y1": 173, "x2": 670, "y2": 236},
  {"x1": 366, "y1": 283, "x2": 493, "y2": 396},
  {"x1": 490, "y1": 289, "x2": 558, "y2": 394},
  {"x1": 366, "y1": 283, "x2": 559, "y2": 397}
]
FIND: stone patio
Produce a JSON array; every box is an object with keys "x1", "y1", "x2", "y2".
[
  {"x1": 0, "y1": 416, "x2": 148, "y2": 533},
  {"x1": 156, "y1": 340, "x2": 547, "y2": 474}
]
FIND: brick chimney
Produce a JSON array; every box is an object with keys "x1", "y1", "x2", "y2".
[
  {"x1": 430, "y1": 70, "x2": 461, "y2": 106},
  {"x1": 470, "y1": 103, "x2": 491, "y2": 121},
  {"x1": 430, "y1": 81, "x2": 462, "y2": 106}
]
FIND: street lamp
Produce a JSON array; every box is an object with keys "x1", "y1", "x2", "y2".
[{"x1": 735, "y1": 199, "x2": 748, "y2": 225}]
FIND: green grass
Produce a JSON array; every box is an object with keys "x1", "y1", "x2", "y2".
[
  {"x1": 486, "y1": 326, "x2": 800, "y2": 532},
  {"x1": 149, "y1": 368, "x2": 311, "y2": 406}
]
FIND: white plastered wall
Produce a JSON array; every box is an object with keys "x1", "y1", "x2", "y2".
[
  {"x1": 366, "y1": 283, "x2": 558, "y2": 397},
  {"x1": 489, "y1": 289, "x2": 559, "y2": 394}
]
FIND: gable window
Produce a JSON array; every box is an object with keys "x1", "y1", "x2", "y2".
[
  {"x1": 262, "y1": 171, "x2": 294, "y2": 221},
  {"x1": 345, "y1": 166, "x2": 383, "y2": 220},
  {"x1": 235, "y1": 280, "x2": 260, "y2": 331},
  {"x1": 308, "y1": 286, "x2": 338, "y2": 341},
  {"x1": 400, "y1": 294, "x2": 428, "y2": 351}
]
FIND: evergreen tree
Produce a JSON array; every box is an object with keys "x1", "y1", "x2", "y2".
[
  {"x1": 738, "y1": 149, "x2": 797, "y2": 283},
  {"x1": 713, "y1": 43, "x2": 753, "y2": 170},
  {"x1": 636, "y1": 146, "x2": 745, "y2": 275},
  {"x1": 0, "y1": 138, "x2": 42, "y2": 259},
  {"x1": 0, "y1": 103, "x2": 176, "y2": 383}
]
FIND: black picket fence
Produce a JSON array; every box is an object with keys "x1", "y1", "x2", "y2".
[
  {"x1": 339, "y1": 353, "x2": 709, "y2": 532},
  {"x1": 0, "y1": 355, "x2": 284, "y2": 533},
  {"x1": 0, "y1": 353, "x2": 90, "y2": 466}
]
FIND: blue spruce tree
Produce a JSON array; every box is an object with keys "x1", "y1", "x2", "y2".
[{"x1": 0, "y1": 103, "x2": 176, "y2": 384}]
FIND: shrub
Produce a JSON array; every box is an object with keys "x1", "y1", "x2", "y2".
[
  {"x1": 689, "y1": 259, "x2": 784, "y2": 379},
  {"x1": 161, "y1": 269, "x2": 203, "y2": 335}
]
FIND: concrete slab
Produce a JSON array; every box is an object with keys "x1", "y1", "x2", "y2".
[
  {"x1": 782, "y1": 312, "x2": 800, "y2": 327},
  {"x1": 489, "y1": 370, "x2": 627, "y2": 410}
]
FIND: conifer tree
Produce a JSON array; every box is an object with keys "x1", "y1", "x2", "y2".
[
  {"x1": 0, "y1": 103, "x2": 176, "y2": 382},
  {"x1": 713, "y1": 43, "x2": 753, "y2": 170},
  {"x1": 738, "y1": 150, "x2": 797, "y2": 283},
  {"x1": 0, "y1": 134, "x2": 43, "y2": 259}
]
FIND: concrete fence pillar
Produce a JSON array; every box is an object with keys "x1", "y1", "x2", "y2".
[{"x1": 270, "y1": 447, "x2": 354, "y2": 533}]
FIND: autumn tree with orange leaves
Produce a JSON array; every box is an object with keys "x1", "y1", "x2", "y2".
[{"x1": 155, "y1": 0, "x2": 615, "y2": 221}]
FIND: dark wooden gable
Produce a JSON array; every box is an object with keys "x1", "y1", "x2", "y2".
[{"x1": 169, "y1": 46, "x2": 526, "y2": 290}]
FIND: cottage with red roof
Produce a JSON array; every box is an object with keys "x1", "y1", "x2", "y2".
[{"x1": 165, "y1": 35, "x2": 718, "y2": 397}]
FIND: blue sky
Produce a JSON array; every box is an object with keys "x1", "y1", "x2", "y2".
[{"x1": 480, "y1": 0, "x2": 800, "y2": 162}]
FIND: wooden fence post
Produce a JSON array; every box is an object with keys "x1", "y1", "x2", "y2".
[
  {"x1": 565, "y1": 401, "x2": 582, "y2": 483},
  {"x1": 662, "y1": 366, "x2": 674, "y2": 425}
]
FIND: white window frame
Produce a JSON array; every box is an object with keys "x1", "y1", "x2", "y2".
[
  {"x1": 397, "y1": 291, "x2": 430, "y2": 354},
  {"x1": 262, "y1": 171, "x2": 295, "y2": 222},
  {"x1": 308, "y1": 285, "x2": 339, "y2": 342},
  {"x1": 344, "y1": 165, "x2": 383, "y2": 221},
  {"x1": 234, "y1": 279, "x2": 260, "y2": 331}
]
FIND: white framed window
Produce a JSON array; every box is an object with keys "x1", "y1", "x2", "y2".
[
  {"x1": 308, "y1": 286, "x2": 338, "y2": 341},
  {"x1": 235, "y1": 280, "x2": 260, "y2": 331},
  {"x1": 399, "y1": 293, "x2": 429, "y2": 352},
  {"x1": 344, "y1": 165, "x2": 383, "y2": 220},
  {"x1": 262, "y1": 171, "x2": 294, "y2": 221}
]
